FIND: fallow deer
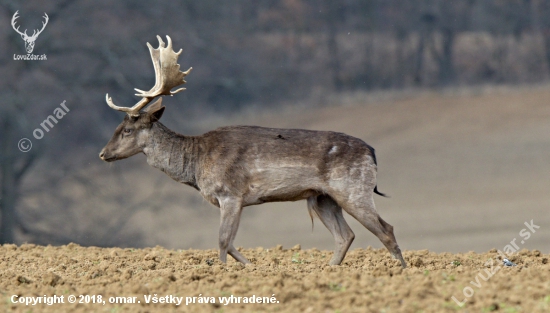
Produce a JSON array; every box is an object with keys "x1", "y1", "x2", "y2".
[{"x1": 99, "y1": 36, "x2": 407, "y2": 268}]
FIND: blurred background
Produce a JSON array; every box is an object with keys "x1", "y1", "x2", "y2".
[{"x1": 1, "y1": 0, "x2": 549, "y2": 253}]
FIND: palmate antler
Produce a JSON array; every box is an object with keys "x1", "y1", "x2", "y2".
[{"x1": 106, "y1": 35, "x2": 192, "y2": 117}]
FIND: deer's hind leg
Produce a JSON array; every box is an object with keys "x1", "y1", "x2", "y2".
[
  {"x1": 334, "y1": 191, "x2": 406, "y2": 268},
  {"x1": 307, "y1": 195, "x2": 355, "y2": 265},
  {"x1": 218, "y1": 197, "x2": 251, "y2": 264}
]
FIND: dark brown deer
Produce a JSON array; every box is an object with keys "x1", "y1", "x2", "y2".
[{"x1": 99, "y1": 36, "x2": 407, "y2": 268}]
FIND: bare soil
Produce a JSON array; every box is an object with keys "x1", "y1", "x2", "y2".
[{"x1": 1, "y1": 243, "x2": 549, "y2": 312}]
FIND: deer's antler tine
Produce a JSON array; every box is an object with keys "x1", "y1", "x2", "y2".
[
  {"x1": 106, "y1": 94, "x2": 151, "y2": 117},
  {"x1": 135, "y1": 40, "x2": 162, "y2": 98},
  {"x1": 165, "y1": 35, "x2": 183, "y2": 56},
  {"x1": 106, "y1": 94, "x2": 130, "y2": 112},
  {"x1": 157, "y1": 35, "x2": 166, "y2": 48},
  {"x1": 170, "y1": 88, "x2": 186, "y2": 95},
  {"x1": 169, "y1": 36, "x2": 183, "y2": 55},
  {"x1": 166, "y1": 35, "x2": 183, "y2": 56}
]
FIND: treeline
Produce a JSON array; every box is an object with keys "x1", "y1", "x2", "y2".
[
  {"x1": 126, "y1": 0, "x2": 550, "y2": 110},
  {"x1": 4, "y1": 0, "x2": 550, "y2": 115}
]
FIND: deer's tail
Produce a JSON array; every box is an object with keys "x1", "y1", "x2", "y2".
[
  {"x1": 374, "y1": 185, "x2": 388, "y2": 197},
  {"x1": 368, "y1": 146, "x2": 389, "y2": 198}
]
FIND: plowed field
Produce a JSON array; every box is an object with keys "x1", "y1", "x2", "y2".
[{"x1": 1, "y1": 244, "x2": 549, "y2": 312}]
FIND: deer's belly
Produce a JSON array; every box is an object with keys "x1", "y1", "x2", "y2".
[{"x1": 242, "y1": 166, "x2": 323, "y2": 206}]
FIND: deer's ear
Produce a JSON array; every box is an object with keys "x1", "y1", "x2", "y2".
[
  {"x1": 151, "y1": 106, "x2": 165, "y2": 121},
  {"x1": 144, "y1": 98, "x2": 165, "y2": 121}
]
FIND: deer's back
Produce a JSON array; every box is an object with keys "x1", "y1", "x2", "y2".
[{"x1": 200, "y1": 125, "x2": 375, "y2": 162}]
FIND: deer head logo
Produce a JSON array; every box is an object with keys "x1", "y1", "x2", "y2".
[{"x1": 11, "y1": 11, "x2": 49, "y2": 54}]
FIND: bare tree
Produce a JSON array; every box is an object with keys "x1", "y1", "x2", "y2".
[
  {"x1": 530, "y1": 0, "x2": 550, "y2": 73},
  {"x1": 414, "y1": 0, "x2": 476, "y2": 86},
  {"x1": 323, "y1": 0, "x2": 345, "y2": 91},
  {"x1": 0, "y1": 101, "x2": 39, "y2": 243}
]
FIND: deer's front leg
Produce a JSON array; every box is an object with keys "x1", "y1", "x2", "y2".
[{"x1": 218, "y1": 197, "x2": 250, "y2": 264}]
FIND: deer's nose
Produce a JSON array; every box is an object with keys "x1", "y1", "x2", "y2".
[{"x1": 99, "y1": 150, "x2": 105, "y2": 160}]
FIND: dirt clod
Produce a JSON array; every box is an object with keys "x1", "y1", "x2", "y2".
[
  {"x1": 411, "y1": 257, "x2": 424, "y2": 267},
  {"x1": 42, "y1": 272, "x2": 61, "y2": 286},
  {"x1": 16, "y1": 276, "x2": 31, "y2": 284}
]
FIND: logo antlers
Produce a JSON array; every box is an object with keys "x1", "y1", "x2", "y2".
[{"x1": 11, "y1": 10, "x2": 49, "y2": 53}]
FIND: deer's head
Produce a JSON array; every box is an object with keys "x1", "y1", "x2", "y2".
[
  {"x1": 11, "y1": 11, "x2": 49, "y2": 54},
  {"x1": 99, "y1": 35, "x2": 191, "y2": 162},
  {"x1": 99, "y1": 99, "x2": 165, "y2": 162}
]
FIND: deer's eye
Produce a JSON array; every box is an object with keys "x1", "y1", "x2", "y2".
[{"x1": 123, "y1": 128, "x2": 133, "y2": 135}]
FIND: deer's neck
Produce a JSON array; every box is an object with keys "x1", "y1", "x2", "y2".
[{"x1": 143, "y1": 122, "x2": 199, "y2": 190}]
